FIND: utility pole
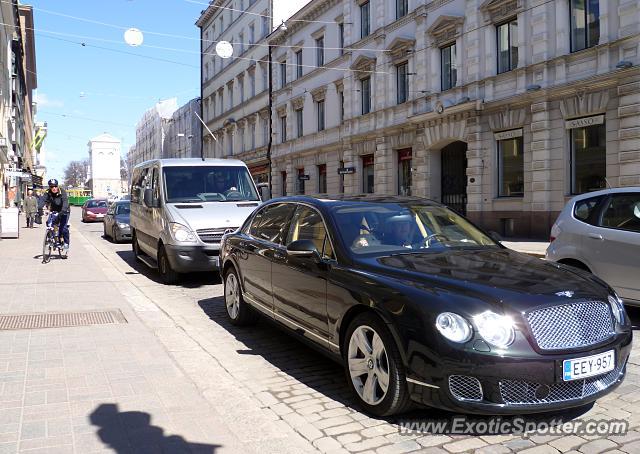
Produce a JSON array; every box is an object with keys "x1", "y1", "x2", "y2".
[{"x1": 266, "y1": 44, "x2": 273, "y2": 196}]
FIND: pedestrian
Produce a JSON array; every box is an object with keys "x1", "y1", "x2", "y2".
[{"x1": 24, "y1": 189, "x2": 38, "y2": 228}]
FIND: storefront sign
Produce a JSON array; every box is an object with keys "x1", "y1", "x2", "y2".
[
  {"x1": 5, "y1": 170, "x2": 22, "y2": 178},
  {"x1": 298, "y1": 174, "x2": 310, "y2": 181},
  {"x1": 494, "y1": 128, "x2": 523, "y2": 141},
  {"x1": 565, "y1": 115, "x2": 604, "y2": 129},
  {"x1": 337, "y1": 167, "x2": 355, "y2": 175}
]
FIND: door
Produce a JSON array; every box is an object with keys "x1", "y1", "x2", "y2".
[
  {"x1": 587, "y1": 193, "x2": 640, "y2": 302},
  {"x1": 441, "y1": 141, "x2": 468, "y2": 216},
  {"x1": 240, "y1": 203, "x2": 296, "y2": 312},
  {"x1": 272, "y1": 205, "x2": 334, "y2": 342}
]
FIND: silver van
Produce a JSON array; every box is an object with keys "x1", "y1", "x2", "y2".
[{"x1": 130, "y1": 158, "x2": 261, "y2": 284}]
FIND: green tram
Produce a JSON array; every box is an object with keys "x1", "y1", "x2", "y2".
[{"x1": 68, "y1": 188, "x2": 92, "y2": 206}]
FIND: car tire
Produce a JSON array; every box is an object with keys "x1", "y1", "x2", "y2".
[
  {"x1": 103, "y1": 223, "x2": 108, "y2": 239},
  {"x1": 158, "y1": 244, "x2": 180, "y2": 285},
  {"x1": 112, "y1": 226, "x2": 119, "y2": 244},
  {"x1": 132, "y1": 230, "x2": 142, "y2": 262},
  {"x1": 224, "y1": 267, "x2": 258, "y2": 326},
  {"x1": 343, "y1": 313, "x2": 411, "y2": 417}
]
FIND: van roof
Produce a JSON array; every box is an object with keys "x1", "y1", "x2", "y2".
[{"x1": 133, "y1": 158, "x2": 249, "y2": 168}]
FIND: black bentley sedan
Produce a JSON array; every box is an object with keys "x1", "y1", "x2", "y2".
[{"x1": 219, "y1": 196, "x2": 631, "y2": 416}]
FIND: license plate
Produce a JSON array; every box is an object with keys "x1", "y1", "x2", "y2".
[{"x1": 563, "y1": 350, "x2": 615, "y2": 381}]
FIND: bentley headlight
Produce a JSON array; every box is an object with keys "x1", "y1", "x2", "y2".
[
  {"x1": 608, "y1": 294, "x2": 626, "y2": 325},
  {"x1": 170, "y1": 222, "x2": 196, "y2": 242},
  {"x1": 436, "y1": 312, "x2": 472, "y2": 343},
  {"x1": 474, "y1": 311, "x2": 515, "y2": 348}
]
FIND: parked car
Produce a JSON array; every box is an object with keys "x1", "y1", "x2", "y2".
[
  {"x1": 103, "y1": 201, "x2": 131, "y2": 243},
  {"x1": 220, "y1": 195, "x2": 631, "y2": 416},
  {"x1": 129, "y1": 158, "x2": 261, "y2": 284},
  {"x1": 81, "y1": 199, "x2": 109, "y2": 222},
  {"x1": 546, "y1": 187, "x2": 640, "y2": 306}
]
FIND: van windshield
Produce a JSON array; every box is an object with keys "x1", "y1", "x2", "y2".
[{"x1": 163, "y1": 166, "x2": 259, "y2": 203}]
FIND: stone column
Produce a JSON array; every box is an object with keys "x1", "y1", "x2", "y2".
[
  {"x1": 412, "y1": 128, "x2": 428, "y2": 197},
  {"x1": 375, "y1": 136, "x2": 392, "y2": 194},
  {"x1": 529, "y1": 101, "x2": 554, "y2": 237},
  {"x1": 342, "y1": 139, "x2": 356, "y2": 194},
  {"x1": 618, "y1": 78, "x2": 640, "y2": 186},
  {"x1": 465, "y1": 115, "x2": 484, "y2": 213}
]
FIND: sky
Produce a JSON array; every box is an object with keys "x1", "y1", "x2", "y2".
[{"x1": 28, "y1": 0, "x2": 205, "y2": 179}]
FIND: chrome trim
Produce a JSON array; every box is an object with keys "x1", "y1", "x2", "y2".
[
  {"x1": 406, "y1": 377, "x2": 440, "y2": 389},
  {"x1": 244, "y1": 293, "x2": 340, "y2": 349}
]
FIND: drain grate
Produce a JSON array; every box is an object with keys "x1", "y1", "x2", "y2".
[{"x1": 0, "y1": 310, "x2": 127, "y2": 330}]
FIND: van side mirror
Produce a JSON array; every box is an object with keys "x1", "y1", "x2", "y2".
[
  {"x1": 257, "y1": 184, "x2": 271, "y2": 201},
  {"x1": 286, "y1": 239, "x2": 319, "y2": 259},
  {"x1": 143, "y1": 189, "x2": 158, "y2": 208}
]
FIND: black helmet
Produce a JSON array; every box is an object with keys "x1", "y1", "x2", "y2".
[{"x1": 48, "y1": 178, "x2": 59, "y2": 187}]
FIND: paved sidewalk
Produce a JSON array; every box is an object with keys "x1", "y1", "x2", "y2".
[
  {"x1": 0, "y1": 220, "x2": 269, "y2": 453},
  {"x1": 501, "y1": 240, "x2": 550, "y2": 258}
]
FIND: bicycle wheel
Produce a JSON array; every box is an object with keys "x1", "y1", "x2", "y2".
[{"x1": 42, "y1": 231, "x2": 52, "y2": 263}]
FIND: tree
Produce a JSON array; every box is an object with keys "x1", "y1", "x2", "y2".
[
  {"x1": 63, "y1": 159, "x2": 89, "y2": 188},
  {"x1": 120, "y1": 156, "x2": 129, "y2": 182}
]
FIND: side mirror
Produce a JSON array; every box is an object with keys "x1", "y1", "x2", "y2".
[
  {"x1": 286, "y1": 239, "x2": 319, "y2": 259},
  {"x1": 489, "y1": 231, "x2": 503, "y2": 243},
  {"x1": 257, "y1": 184, "x2": 271, "y2": 201},
  {"x1": 143, "y1": 189, "x2": 157, "y2": 208}
]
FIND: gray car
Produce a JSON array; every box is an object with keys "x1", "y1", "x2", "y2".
[
  {"x1": 546, "y1": 187, "x2": 640, "y2": 305},
  {"x1": 103, "y1": 201, "x2": 131, "y2": 243}
]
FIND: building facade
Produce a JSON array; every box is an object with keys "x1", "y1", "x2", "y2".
[
  {"x1": 163, "y1": 98, "x2": 203, "y2": 159},
  {"x1": 88, "y1": 133, "x2": 122, "y2": 199},
  {"x1": 201, "y1": 0, "x2": 639, "y2": 238},
  {"x1": 129, "y1": 98, "x2": 178, "y2": 166}
]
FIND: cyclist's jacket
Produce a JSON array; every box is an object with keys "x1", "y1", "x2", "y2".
[{"x1": 44, "y1": 188, "x2": 70, "y2": 213}]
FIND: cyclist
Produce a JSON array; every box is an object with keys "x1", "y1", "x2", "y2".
[{"x1": 43, "y1": 178, "x2": 70, "y2": 257}]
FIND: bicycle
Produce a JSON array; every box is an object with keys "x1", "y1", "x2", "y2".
[{"x1": 42, "y1": 212, "x2": 66, "y2": 263}]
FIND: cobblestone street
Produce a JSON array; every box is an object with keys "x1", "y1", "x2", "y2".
[{"x1": 1, "y1": 209, "x2": 640, "y2": 453}]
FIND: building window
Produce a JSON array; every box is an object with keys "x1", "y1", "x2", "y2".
[
  {"x1": 250, "y1": 123, "x2": 256, "y2": 149},
  {"x1": 249, "y1": 24, "x2": 255, "y2": 44},
  {"x1": 361, "y1": 77, "x2": 371, "y2": 114},
  {"x1": 280, "y1": 115, "x2": 287, "y2": 143},
  {"x1": 339, "y1": 160, "x2": 345, "y2": 193},
  {"x1": 249, "y1": 72, "x2": 255, "y2": 97},
  {"x1": 570, "y1": 0, "x2": 600, "y2": 52},
  {"x1": 239, "y1": 127, "x2": 245, "y2": 153},
  {"x1": 262, "y1": 64, "x2": 268, "y2": 91},
  {"x1": 599, "y1": 194, "x2": 640, "y2": 233},
  {"x1": 262, "y1": 14, "x2": 268, "y2": 37},
  {"x1": 229, "y1": 84, "x2": 234, "y2": 108},
  {"x1": 361, "y1": 1, "x2": 370, "y2": 38},
  {"x1": 205, "y1": 62, "x2": 210, "y2": 80},
  {"x1": 295, "y1": 50, "x2": 303, "y2": 78},
  {"x1": 317, "y1": 100, "x2": 325, "y2": 131},
  {"x1": 398, "y1": 148, "x2": 412, "y2": 195},
  {"x1": 441, "y1": 43, "x2": 457, "y2": 91},
  {"x1": 497, "y1": 136, "x2": 524, "y2": 197},
  {"x1": 397, "y1": 0, "x2": 408, "y2": 19},
  {"x1": 280, "y1": 61, "x2": 287, "y2": 87},
  {"x1": 339, "y1": 90, "x2": 344, "y2": 122},
  {"x1": 238, "y1": 78, "x2": 244, "y2": 103},
  {"x1": 296, "y1": 108, "x2": 303, "y2": 138},
  {"x1": 239, "y1": 32, "x2": 244, "y2": 54},
  {"x1": 571, "y1": 121, "x2": 606, "y2": 194},
  {"x1": 396, "y1": 62, "x2": 408, "y2": 104},
  {"x1": 219, "y1": 92, "x2": 224, "y2": 115},
  {"x1": 497, "y1": 19, "x2": 518, "y2": 74},
  {"x1": 227, "y1": 132, "x2": 233, "y2": 156},
  {"x1": 362, "y1": 154, "x2": 374, "y2": 193},
  {"x1": 262, "y1": 119, "x2": 268, "y2": 146},
  {"x1": 318, "y1": 164, "x2": 327, "y2": 193},
  {"x1": 297, "y1": 168, "x2": 305, "y2": 194},
  {"x1": 281, "y1": 171, "x2": 287, "y2": 196},
  {"x1": 338, "y1": 23, "x2": 344, "y2": 55},
  {"x1": 316, "y1": 36, "x2": 324, "y2": 67}
]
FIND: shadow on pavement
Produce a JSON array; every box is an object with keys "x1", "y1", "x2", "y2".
[
  {"x1": 197, "y1": 296, "x2": 594, "y2": 431},
  {"x1": 90, "y1": 403, "x2": 220, "y2": 453},
  {"x1": 115, "y1": 250, "x2": 221, "y2": 288}
]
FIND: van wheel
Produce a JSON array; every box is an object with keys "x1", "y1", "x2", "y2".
[
  {"x1": 132, "y1": 230, "x2": 142, "y2": 262},
  {"x1": 158, "y1": 245, "x2": 179, "y2": 285}
]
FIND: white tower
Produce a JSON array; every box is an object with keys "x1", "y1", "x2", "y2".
[{"x1": 88, "y1": 133, "x2": 121, "y2": 198}]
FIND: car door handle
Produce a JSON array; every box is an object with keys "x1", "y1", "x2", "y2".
[{"x1": 588, "y1": 233, "x2": 604, "y2": 240}]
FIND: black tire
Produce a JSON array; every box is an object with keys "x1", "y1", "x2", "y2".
[
  {"x1": 132, "y1": 230, "x2": 142, "y2": 262},
  {"x1": 223, "y1": 267, "x2": 258, "y2": 326},
  {"x1": 103, "y1": 223, "x2": 108, "y2": 239},
  {"x1": 158, "y1": 245, "x2": 180, "y2": 285},
  {"x1": 42, "y1": 231, "x2": 52, "y2": 263},
  {"x1": 343, "y1": 312, "x2": 411, "y2": 417}
]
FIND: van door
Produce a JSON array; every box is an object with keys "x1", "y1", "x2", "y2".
[{"x1": 137, "y1": 166, "x2": 158, "y2": 257}]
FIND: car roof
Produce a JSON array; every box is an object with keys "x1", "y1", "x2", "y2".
[
  {"x1": 268, "y1": 194, "x2": 443, "y2": 206},
  {"x1": 134, "y1": 158, "x2": 248, "y2": 168},
  {"x1": 570, "y1": 187, "x2": 640, "y2": 202}
]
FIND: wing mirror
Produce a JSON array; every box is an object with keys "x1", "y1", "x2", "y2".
[
  {"x1": 257, "y1": 183, "x2": 271, "y2": 201},
  {"x1": 143, "y1": 189, "x2": 158, "y2": 208},
  {"x1": 286, "y1": 239, "x2": 319, "y2": 259}
]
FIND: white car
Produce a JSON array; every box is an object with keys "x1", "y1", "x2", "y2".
[{"x1": 546, "y1": 187, "x2": 640, "y2": 305}]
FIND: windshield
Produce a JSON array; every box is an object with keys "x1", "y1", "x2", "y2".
[
  {"x1": 331, "y1": 202, "x2": 498, "y2": 255},
  {"x1": 163, "y1": 166, "x2": 259, "y2": 203},
  {"x1": 87, "y1": 200, "x2": 108, "y2": 208},
  {"x1": 116, "y1": 203, "x2": 130, "y2": 215}
]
